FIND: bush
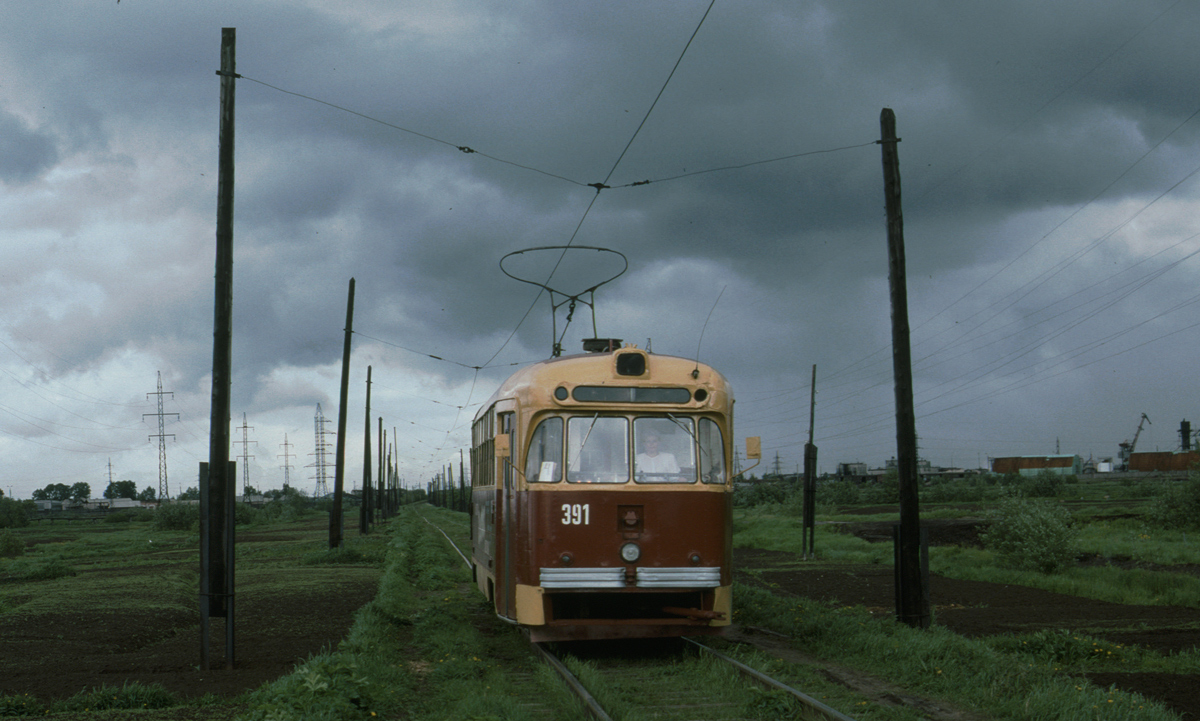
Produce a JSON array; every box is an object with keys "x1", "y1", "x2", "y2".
[
  {"x1": 922, "y1": 477, "x2": 998, "y2": 503},
  {"x1": 822, "y1": 479, "x2": 861, "y2": 505},
  {"x1": 1145, "y1": 475, "x2": 1200, "y2": 531},
  {"x1": 105, "y1": 508, "x2": 153, "y2": 524},
  {"x1": 733, "y1": 480, "x2": 789, "y2": 508},
  {"x1": 0, "y1": 498, "x2": 30, "y2": 529},
  {"x1": 154, "y1": 502, "x2": 198, "y2": 532},
  {"x1": 1019, "y1": 471, "x2": 1065, "y2": 498},
  {"x1": 859, "y1": 470, "x2": 899, "y2": 505},
  {"x1": 981, "y1": 493, "x2": 1077, "y2": 573},
  {"x1": 0, "y1": 530, "x2": 23, "y2": 558}
]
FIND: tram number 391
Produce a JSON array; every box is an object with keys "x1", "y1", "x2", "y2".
[{"x1": 561, "y1": 503, "x2": 590, "y2": 525}]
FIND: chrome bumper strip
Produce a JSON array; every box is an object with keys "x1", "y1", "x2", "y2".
[{"x1": 539, "y1": 566, "x2": 721, "y2": 589}]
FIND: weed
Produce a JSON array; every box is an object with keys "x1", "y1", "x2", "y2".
[
  {"x1": 0, "y1": 692, "x2": 44, "y2": 717},
  {"x1": 989, "y1": 629, "x2": 1136, "y2": 669},
  {"x1": 52, "y1": 682, "x2": 177, "y2": 712}
]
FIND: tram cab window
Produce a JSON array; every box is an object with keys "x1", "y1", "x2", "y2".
[
  {"x1": 634, "y1": 417, "x2": 695, "y2": 483},
  {"x1": 525, "y1": 417, "x2": 563, "y2": 483},
  {"x1": 566, "y1": 416, "x2": 628, "y2": 483},
  {"x1": 698, "y1": 418, "x2": 727, "y2": 484}
]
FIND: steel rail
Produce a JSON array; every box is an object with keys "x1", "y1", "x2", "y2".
[
  {"x1": 685, "y1": 638, "x2": 859, "y2": 721},
  {"x1": 531, "y1": 642, "x2": 613, "y2": 721},
  {"x1": 420, "y1": 512, "x2": 472, "y2": 570}
]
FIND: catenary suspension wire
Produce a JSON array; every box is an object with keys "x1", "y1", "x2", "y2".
[{"x1": 238, "y1": 75, "x2": 590, "y2": 188}]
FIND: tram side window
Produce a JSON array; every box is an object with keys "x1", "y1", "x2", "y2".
[
  {"x1": 634, "y1": 417, "x2": 695, "y2": 483},
  {"x1": 566, "y1": 416, "x2": 628, "y2": 483},
  {"x1": 698, "y1": 418, "x2": 727, "y2": 484},
  {"x1": 525, "y1": 417, "x2": 563, "y2": 483}
]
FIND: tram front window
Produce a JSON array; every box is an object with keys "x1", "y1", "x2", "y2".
[
  {"x1": 525, "y1": 417, "x2": 563, "y2": 483},
  {"x1": 634, "y1": 417, "x2": 695, "y2": 483},
  {"x1": 567, "y1": 416, "x2": 628, "y2": 483},
  {"x1": 698, "y1": 417, "x2": 726, "y2": 484}
]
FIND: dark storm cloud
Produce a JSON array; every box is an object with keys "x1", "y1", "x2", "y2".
[{"x1": 2, "y1": 0, "x2": 1199, "y2": 496}]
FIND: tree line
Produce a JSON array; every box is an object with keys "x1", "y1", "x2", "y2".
[{"x1": 28, "y1": 480, "x2": 158, "y2": 503}]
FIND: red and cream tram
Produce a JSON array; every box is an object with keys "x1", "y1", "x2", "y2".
[{"x1": 470, "y1": 340, "x2": 753, "y2": 642}]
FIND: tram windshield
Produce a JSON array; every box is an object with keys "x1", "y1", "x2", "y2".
[
  {"x1": 634, "y1": 417, "x2": 694, "y2": 483},
  {"x1": 566, "y1": 416, "x2": 629, "y2": 483},
  {"x1": 527, "y1": 414, "x2": 724, "y2": 484}
]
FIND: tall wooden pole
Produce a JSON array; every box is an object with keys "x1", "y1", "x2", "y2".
[
  {"x1": 331, "y1": 278, "x2": 355, "y2": 549},
  {"x1": 361, "y1": 365, "x2": 373, "y2": 535},
  {"x1": 201, "y1": 27, "x2": 238, "y2": 670},
  {"x1": 880, "y1": 108, "x2": 930, "y2": 628},
  {"x1": 801, "y1": 364, "x2": 817, "y2": 559}
]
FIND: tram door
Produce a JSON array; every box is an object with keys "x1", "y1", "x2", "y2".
[{"x1": 497, "y1": 413, "x2": 516, "y2": 619}]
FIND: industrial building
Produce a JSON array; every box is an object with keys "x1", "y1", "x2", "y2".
[{"x1": 990, "y1": 455, "x2": 1082, "y2": 476}]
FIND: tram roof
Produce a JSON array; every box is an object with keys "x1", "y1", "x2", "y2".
[{"x1": 478, "y1": 348, "x2": 731, "y2": 418}]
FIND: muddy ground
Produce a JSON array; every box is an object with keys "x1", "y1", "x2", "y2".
[
  {"x1": 0, "y1": 521, "x2": 380, "y2": 718},
  {"x1": 734, "y1": 516, "x2": 1200, "y2": 719}
]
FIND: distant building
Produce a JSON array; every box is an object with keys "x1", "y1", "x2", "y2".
[
  {"x1": 837, "y1": 462, "x2": 868, "y2": 478},
  {"x1": 1128, "y1": 451, "x2": 1200, "y2": 472},
  {"x1": 990, "y1": 455, "x2": 1081, "y2": 476}
]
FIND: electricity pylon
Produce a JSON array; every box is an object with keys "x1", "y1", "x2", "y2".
[{"x1": 144, "y1": 371, "x2": 178, "y2": 501}]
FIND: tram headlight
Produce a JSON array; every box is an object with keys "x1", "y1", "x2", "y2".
[{"x1": 620, "y1": 542, "x2": 641, "y2": 563}]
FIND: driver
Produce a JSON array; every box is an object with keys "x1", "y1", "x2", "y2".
[{"x1": 636, "y1": 433, "x2": 680, "y2": 478}]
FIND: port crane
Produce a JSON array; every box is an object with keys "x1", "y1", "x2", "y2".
[{"x1": 1117, "y1": 413, "x2": 1151, "y2": 471}]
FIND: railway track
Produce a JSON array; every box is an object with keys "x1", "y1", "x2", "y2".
[
  {"x1": 423, "y1": 509, "x2": 856, "y2": 719},
  {"x1": 533, "y1": 637, "x2": 858, "y2": 721}
]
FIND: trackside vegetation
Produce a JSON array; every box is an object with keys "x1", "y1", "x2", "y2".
[
  {"x1": 3, "y1": 483, "x2": 1195, "y2": 719},
  {"x1": 729, "y1": 584, "x2": 1183, "y2": 720},
  {"x1": 236, "y1": 505, "x2": 587, "y2": 721},
  {"x1": 727, "y1": 470, "x2": 1200, "y2": 719}
]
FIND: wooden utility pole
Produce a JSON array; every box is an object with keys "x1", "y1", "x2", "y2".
[
  {"x1": 201, "y1": 27, "x2": 238, "y2": 670},
  {"x1": 331, "y1": 278, "x2": 355, "y2": 549},
  {"x1": 801, "y1": 364, "x2": 817, "y2": 559},
  {"x1": 377, "y1": 416, "x2": 385, "y2": 522},
  {"x1": 880, "y1": 108, "x2": 930, "y2": 629},
  {"x1": 361, "y1": 365, "x2": 373, "y2": 535}
]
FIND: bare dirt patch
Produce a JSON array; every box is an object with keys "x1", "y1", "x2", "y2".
[
  {"x1": 0, "y1": 519, "x2": 382, "y2": 713},
  {"x1": 734, "y1": 544, "x2": 1200, "y2": 719}
]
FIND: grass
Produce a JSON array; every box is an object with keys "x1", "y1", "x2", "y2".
[
  {"x1": 238, "y1": 505, "x2": 586, "y2": 720},
  {"x1": 734, "y1": 502, "x2": 1200, "y2": 609},
  {"x1": 1076, "y1": 518, "x2": 1199, "y2": 565},
  {"x1": 728, "y1": 496, "x2": 1200, "y2": 718},
  {"x1": 5, "y1": 497, "x2": 1195, "y2": 719},
  {"x1": 729, "y1": 584, "x2": 1180, "y2": 720}
]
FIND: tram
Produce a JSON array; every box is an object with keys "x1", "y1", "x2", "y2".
[{"x1": 469, "y1": 339, "x2": 756, "y2": 642}]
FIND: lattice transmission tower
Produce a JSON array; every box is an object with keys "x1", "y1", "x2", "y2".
[
  {"x1": 308, "y1": 403, "x2": 334, "y2": 497},
  {"x1": 143, "y1": 371, "x2": 178, "y2": 501},
  {"x1": 234, "y1": 412, "x2": 257, "y2": 497},
  {"x1": 278, "y1": 434, "x2": 294, "y2": 491}
]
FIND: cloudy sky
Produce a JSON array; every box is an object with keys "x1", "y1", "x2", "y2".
[{"x1": 2, "y1": 1, "x2": 1199, "y2": 499}]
